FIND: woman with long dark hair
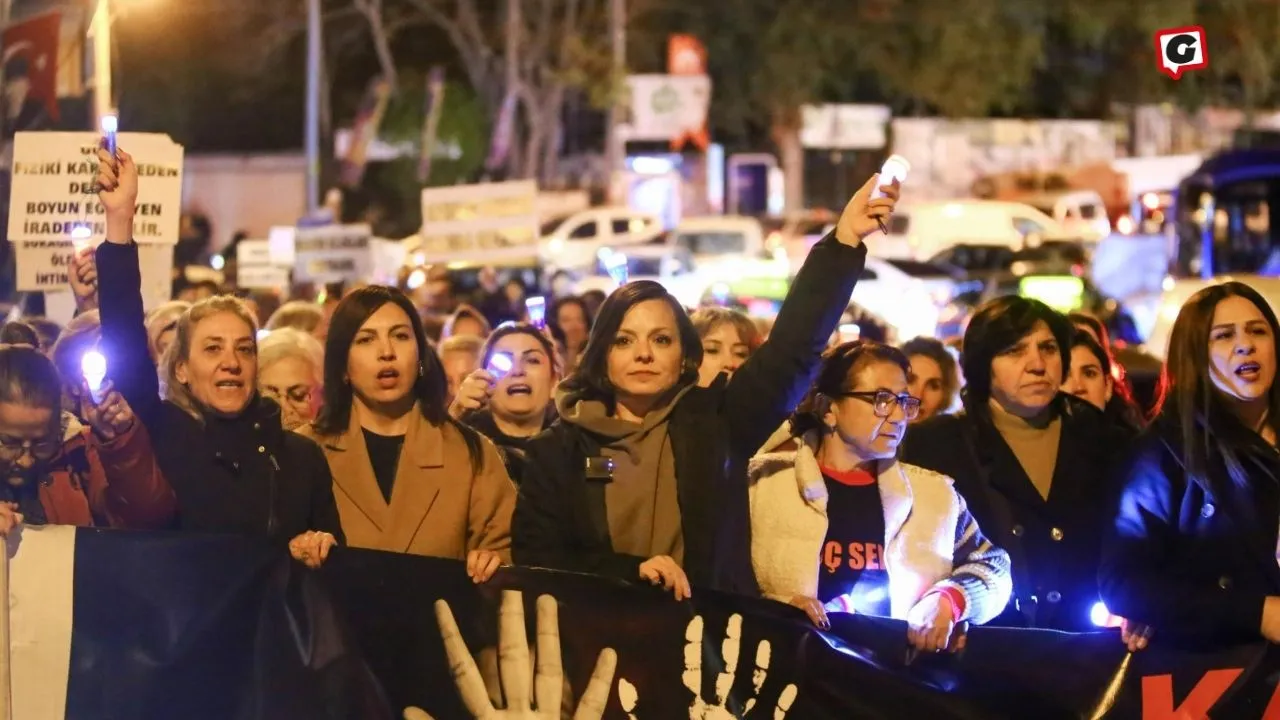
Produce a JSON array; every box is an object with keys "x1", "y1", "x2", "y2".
[
  {"x1": 1062, "y1": 330, "x2": 1144, "y2": 436},
  {"x1": 1101, "y1": 281, "x2": 1280, "y2": 648},
  {"x1": 93, "y1": 148, "x2": 342, "y2": 568},
  {"x1": 512, "y1": 174, "x2": 900, "y2": 598},
  {"x1": 300, "y1": 286, "x2": 515, "y2": 583}
]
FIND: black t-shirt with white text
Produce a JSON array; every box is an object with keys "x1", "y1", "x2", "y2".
[{"x1": 817, "y1": 466, "x2": 891, "y2": 616}]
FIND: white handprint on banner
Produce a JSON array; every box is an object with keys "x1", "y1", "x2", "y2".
[
  {"x1": 404, "y1": 591, "x2": 617, "y2": 720},
  {"x1": 620, "y1": 613, "x2": 799, "y2": 719}
]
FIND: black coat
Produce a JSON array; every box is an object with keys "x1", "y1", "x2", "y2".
[
  {"x1": 512, "y1": 232, "x2": 866, "y2": 595},
  {"x1": 97, "y1": 242, "x2": 344, "y2": 544},
  {"x1": 1099, "y1": 416, "x2": 1280, "y2": 647},
  {"x1": 900, "y1": 394, "x2": 1124, "y2": 631}
]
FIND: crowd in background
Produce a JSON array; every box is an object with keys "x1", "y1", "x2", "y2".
[{"x1": 0, "y1": 145, "x2": 1273, "y2": 672}]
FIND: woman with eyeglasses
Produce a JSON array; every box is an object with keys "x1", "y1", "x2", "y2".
[
  {"x1": 513, "y1": 174, "x2": 901, "y2": 599},
  {"x1": 449, "y1": 323, "x2": 560, "y2": 481},
  {"x1": 91, "y1": 147, "x2": 343, "y2": 569},
  {"x1": 749, "y1": 341, "x2": 1011, "y2": 651},
  {"x1": 258, "y1": 328, "x2": 324, "y2": 431},
  {"x1": 0, "y1": 344, "x2": 174, "y2": 532}
]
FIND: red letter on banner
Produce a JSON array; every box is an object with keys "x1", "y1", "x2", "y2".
[{"x1": 1141, "y1": 669, "x2": 1243, "y2": 720}]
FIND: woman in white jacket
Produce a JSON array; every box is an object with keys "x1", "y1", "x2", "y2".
[{"x1": 748, "y1": 341, "x2": 1012, "y2": 653}]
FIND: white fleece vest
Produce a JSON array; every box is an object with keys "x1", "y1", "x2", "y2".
[{"x1": 747, "y1": 424, "x2": 961, "y2": 619}]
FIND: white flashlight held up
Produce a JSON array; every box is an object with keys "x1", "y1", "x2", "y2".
[
  {"x1": 872, "y1": 154, "x2": 909, "y2": 235},
  {"x1": 81, "y1": 350, "x2": 107, "y2": 404},
  {"x1": 71, "y1": 224, "x2": 92, "y2": 253}
]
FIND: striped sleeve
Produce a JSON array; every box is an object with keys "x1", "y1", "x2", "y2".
[{"x1": 931, "y1": 490, "x2": 1014, "y2": 625}]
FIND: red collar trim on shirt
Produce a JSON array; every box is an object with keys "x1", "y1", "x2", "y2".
[{"x1": 820, "y1": 465, "x2": 877, "y2": 486}]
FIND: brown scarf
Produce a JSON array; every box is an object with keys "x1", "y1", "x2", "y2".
[{"x1": 556, "y1": 383, "x2": 693, "y2": 564}]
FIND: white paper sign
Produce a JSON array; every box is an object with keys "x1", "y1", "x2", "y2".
[
  {"x1": 800, "y1": 104, "x2": 891, "y2": 149},
  {"x1": 236, "y1": 240, "x2": 273, "y2": 266},
  {"x1": 14, "y1": 240, "x2": 173, "y2": 310},
  {"x1": 419, "y1": 181, "x2": 539, "y2": 255},
  {"x1": 237, "y1": 264, "x2": 290, "y2": 290},
  {"x1": 293, "y1": 224, "x2": 373, "y2": 284},
  {"x1": 8, "y1": 132, "x2": 184, "y2": 246},
  {"x1": 625, "y1": 75, "x2": 711, "y2": 142}
]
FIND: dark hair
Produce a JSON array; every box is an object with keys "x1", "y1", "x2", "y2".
[
  {"x1": 314, "y1": 286, "x2": 483, "y2": 472},
  {"x1": 1155, "y1": 282, "x2": 1280, "y2": 489},
  {"x1": 791, "y1": 341, "x2": 911, "y2": 437},
  {"x1": 552, "y1": 296, "x2": 594, "y2": 330},
  {"x1": 0, "y1": 322, "x2": 40, "y2": 348},
  {"x1": 481, "y1": 323, "x2": 561, "y2": 376},
  {"x1": 559, "y1": 281, "x2": 700, "y2": 411},
  {"x1": 900, "y1": 336, "x2": 959, "y2": 410},
  {"x1": 1069, "y1": 330, "x2": 1145, "y2": 432},
  {"x1": 0, "y1": 345, "x2": 63, "y2": 413},
  {"x1": 1068, "y1": 312, "x2": 1110, "y2": 348},
  {"x1": 23, "y1": 317, "x2": 62, "y2": 351},
  {"x1": 960, "y1": 295, "x2": 1074, "y2": 410}
]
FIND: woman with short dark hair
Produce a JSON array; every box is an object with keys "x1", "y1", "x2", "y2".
[
  {"x1": 901, "y1": 295, "x2": 1126, "y2": 632},
  {"x1": 450, "y1": 323, "x2": 560, "y2": 482},
  {"x1": 513, "y1": 174, "x2": 901, "y2": 598}
]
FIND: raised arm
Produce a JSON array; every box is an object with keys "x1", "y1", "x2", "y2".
[
  {"x1": 92, "y1": 148, "x2": 163, "y2": 426},
  {"x1": 724, "y1": 175, "x2": 899, "y2": 456}
]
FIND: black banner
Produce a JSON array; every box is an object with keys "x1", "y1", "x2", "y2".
[{"x1": 64, "y1": 530, "x2": 1280, "y2": 719}]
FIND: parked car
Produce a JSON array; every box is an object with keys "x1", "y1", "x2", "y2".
[{"x1": 937, "y1": 272, "x2": 1140, "y2": 344}]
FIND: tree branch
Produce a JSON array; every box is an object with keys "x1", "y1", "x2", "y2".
[{"x1": 352, "y1": 0, "x2": 399, "y2": 86}]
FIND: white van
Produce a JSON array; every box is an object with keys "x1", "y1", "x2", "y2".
[
  {"x1": 1022, "y1": 190, "x2": 1111, "y2": 242},
  {"x1": 539, "y1": 208, "x2": 663, "y2": 273},
  {"x1": 877, "y1": 200, "x2": 1069, "y2": 261}
]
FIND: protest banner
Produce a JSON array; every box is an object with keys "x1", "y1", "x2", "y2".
[
  {"x1": 10, "y1": 527, "x2": 1280, "y2": 720},
  {"x1": 7, "y1": 132, "x2": 184, "y2": 246},
  {"x1": 293, "y1": 224, "x2": 403, "y2": 285},
  {"x1": 418, "y1": 180, "x2": 539, "y2": 258},
  {"x1": 234, "y1": 239, "x2": 291, "y2": 290},
  {"x1": 14, "y1": 239, "x2": 172, "y2": 309}
]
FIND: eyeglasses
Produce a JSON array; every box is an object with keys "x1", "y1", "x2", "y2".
[
  {"x1": 835, "y1": 390, "x2": 922, "y2": 421},
  {"x1": 0, "y1": 436, "x2": 62, "y2": 463}
]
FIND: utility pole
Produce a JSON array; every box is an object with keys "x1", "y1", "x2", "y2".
[
  {"x1": 605, "y1": 0, "x2": 624, "y2": 203},
  {"x1": 305, "y1": 0, "x2": 322, "y2": 214},
  {"x1": 91, "y1": 0, "x2": 114, "y2": 127}
]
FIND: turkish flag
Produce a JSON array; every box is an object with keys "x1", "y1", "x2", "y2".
[{"x1": 3, "y1": 11, "x2": 62, "y2": 122}]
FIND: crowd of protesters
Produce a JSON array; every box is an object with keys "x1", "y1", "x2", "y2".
[{"x1": 0, "y1": 143, "x2": 1273, "y2": 661}]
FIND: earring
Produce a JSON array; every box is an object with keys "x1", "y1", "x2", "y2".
[{"x1": 419, "y1": 363, "x2": 425, "y2": 377}]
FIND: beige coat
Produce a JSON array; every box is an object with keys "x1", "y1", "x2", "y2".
[{"x1": 299, "y1": 407, "x2": 515, "y2": 562}]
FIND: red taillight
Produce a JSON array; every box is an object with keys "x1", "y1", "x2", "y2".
[{"x1": 1071, "y1": 264, "x2": 1084, "y2": 277}]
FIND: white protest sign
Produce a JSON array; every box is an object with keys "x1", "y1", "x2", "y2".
[
  {"x1": 236, "y1": 240, "x2": 273, "y2": 266},
  {"x1": 237, "y1": 265, "x2": 290, "y2": 290},
  {"x1": 267, "y1": 226, "x2": 297, "y2": 265},
  {"x1": 8, "y1": 132, "x2": 184, "y2": 246},
  {"x1": 15, "y1": 240, "x2": 173, "y2": 311},
  {"x1": 419, "y1": 181, "x2": 538, "y2": 255},
  {"x1": 293, "y1": 224, "x2": 374, "y2": 284}
]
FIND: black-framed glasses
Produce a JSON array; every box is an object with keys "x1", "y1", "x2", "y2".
[
  {"x1": 0, "y1": 436, "x2": 62, "y2": 463},
  {"x1": 835, "y1": 390, "x2": 922, "y2": 421}
]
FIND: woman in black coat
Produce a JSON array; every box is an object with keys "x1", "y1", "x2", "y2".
[
  {"x1": 90, "y1": 146, "x2": 343, "y2": 566},
  {"x1": 512, "y1": 174, "x2": 900, "y2": 598},
  {"x1": 1100, "y1": 281, "x2": 1280, "y2": 649},
  {"x1": 900, "y1": 296, "x2": 1126, "y2": 632}
]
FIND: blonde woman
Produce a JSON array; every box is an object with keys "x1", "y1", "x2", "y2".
[
  {"x1": 90, "y1": 146, "x2": 342, "y2": 568},
  {"x1": 144, "y1": 300, "x2": 190, "y2": 364}
]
